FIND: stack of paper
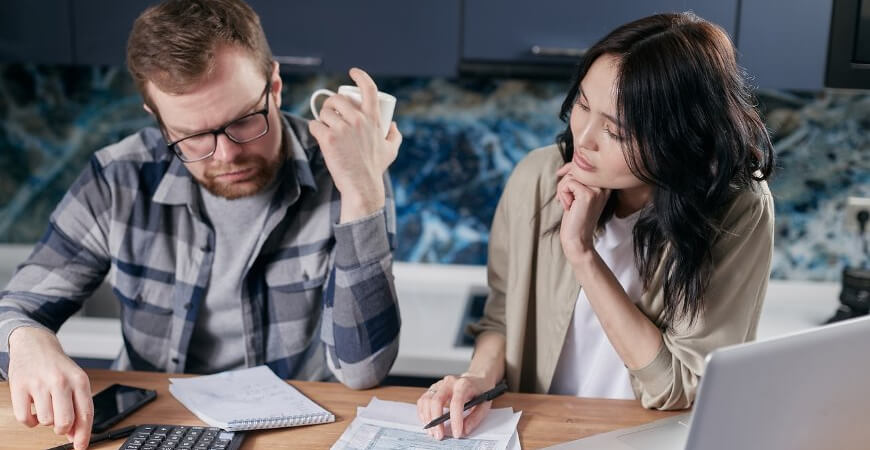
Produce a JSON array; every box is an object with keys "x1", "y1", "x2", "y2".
[{"x1": 332, "y1": 397, "x2": 522, "y2": 450}]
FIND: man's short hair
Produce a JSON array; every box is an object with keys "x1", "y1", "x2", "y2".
[{"x1": 126, "y1": 0, "x2": 274, "y2": 110}]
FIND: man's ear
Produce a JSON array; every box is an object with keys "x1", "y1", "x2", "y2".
[
  {"x1": 270, "y1": 60, "x2": 282, "y2": 109},
  {"x1": 143, "y1": 103, "x2": 154, "y2": 115}
]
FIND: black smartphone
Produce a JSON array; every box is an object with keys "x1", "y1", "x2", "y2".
[{"x1": 91, "y1": 384, "x2": 157, "y2": 433}]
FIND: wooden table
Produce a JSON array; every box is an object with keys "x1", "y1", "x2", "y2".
[{"x1": 1, "y1": 369, "x2": 682, "y2": 449}]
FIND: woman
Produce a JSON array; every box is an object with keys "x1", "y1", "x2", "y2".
[{"x1": 417, "y1": 12, "x2": 775, "y2": 440}]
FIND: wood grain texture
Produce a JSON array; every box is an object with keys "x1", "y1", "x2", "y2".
[{"x1": 0, "y1": 369, "x2": 684, "y2": 449}]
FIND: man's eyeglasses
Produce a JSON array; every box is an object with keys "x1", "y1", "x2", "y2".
[{"x1": 166, "y1": 81, "x2": 272, "y2": 163}]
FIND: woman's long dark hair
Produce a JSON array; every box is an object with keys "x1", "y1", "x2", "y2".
[{"x1": 554, "y1": 12, "x2": 774, "y2": 329}]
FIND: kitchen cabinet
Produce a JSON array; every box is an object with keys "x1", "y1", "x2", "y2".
[
  {"x1": 247, "y1": 0, "x2": 460, "y2": 76},
  {"x1": 736, "y1": 0, "x2": 834, "y2": 90},
  {"x1": 72, "y1": 1, "x2": 152, "y2": 66},
  {"x1": 461, "y1": 0, "x2": 739, "y2": 64},
  {"x1": 0, "y1": 0, "x2": 74, "y2": 64},
  {"x1": 71, "y1": 0, "x2": 460, "y2": 77},
  {"x1": 0, "y1": 0, "x2": 840, "y2": 89}
]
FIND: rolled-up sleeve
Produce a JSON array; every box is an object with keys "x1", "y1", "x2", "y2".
[
  {"x1": 629, "y1": 187, "x2": 775, "y2": 410},
  {"x1": 321, "y1": 176, "x2": 400, "y2": 389}
]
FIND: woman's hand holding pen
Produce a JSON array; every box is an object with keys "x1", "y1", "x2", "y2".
[
  {"x1": 416, "y1": 373, "x2": 494, "y2": 440},
  {"x1": 556, "y1": 162, "x2": 610, "y2": 282}
]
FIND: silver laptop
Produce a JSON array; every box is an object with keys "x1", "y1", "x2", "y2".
[{"x1": 545, "y1": 315, "x2": 870, "y2": 450}]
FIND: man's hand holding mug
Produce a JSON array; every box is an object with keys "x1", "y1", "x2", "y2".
[{"x1": 307, "y1": 67, "x2": 401, "y2": 223}]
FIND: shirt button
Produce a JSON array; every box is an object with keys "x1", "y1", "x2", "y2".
[{"x1": 171, "y1": 357, "x2": 179, "y2": 364}]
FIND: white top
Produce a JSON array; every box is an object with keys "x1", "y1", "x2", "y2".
[{"x1": 549, "y1": 210, "x2": 643, "y2": 399}]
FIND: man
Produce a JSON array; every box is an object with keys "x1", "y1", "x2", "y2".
[{"x1": 0, "y1": 0, "x2": 402, "y2": 448}]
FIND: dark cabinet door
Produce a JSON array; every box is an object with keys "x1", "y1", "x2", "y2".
[
  {"x1": 462, "y1": 0, "x2": 738, "y2": 63},
  {"x1": 0, "y1": 0, "x2": 74, "y2": 64},
  {"x1": 248, "y1": 0, "x2": 460, "y2": 77},
  {"x1": 71, "y1": 0, "x2": 461, "y2": 77},
  {"x1": 736, "y1": 0, "x2": 833, "y2": 90},
  {"x1": 72, "y1": 0, "x2": 154, "y2": 66}
]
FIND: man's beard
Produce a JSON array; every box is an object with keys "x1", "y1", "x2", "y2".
[{"x1": 198, "y1": 143, "x2": 286, "y2": 200}]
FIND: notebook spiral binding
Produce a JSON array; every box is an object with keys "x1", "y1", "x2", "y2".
[{"x1": 225, "y1": 412, "x2": 335, "y2": 431}]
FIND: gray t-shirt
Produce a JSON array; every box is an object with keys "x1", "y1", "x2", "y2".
[{"x1": 185, "y1": 181, "x2": 278, "y2": 374}]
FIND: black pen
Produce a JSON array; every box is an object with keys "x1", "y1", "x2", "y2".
[
  {"x1": 45, "y1": 424, "x2": 138, "y2": 450},
  {"x1": 423, "y1": 380, "x2": 509, "y2": 430}
]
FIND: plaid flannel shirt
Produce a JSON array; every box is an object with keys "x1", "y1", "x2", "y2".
[{"x1": 0, "y1": 113, "x2": 400, "y2": 389}]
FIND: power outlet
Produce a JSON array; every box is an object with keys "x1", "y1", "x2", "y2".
[{"x1": 845, "y1": 196, "x2": 870, "y2": 233}]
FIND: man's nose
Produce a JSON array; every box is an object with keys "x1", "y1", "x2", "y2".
[{"x1": 211, "y1": 133, "x2": 244, "y2": 163}]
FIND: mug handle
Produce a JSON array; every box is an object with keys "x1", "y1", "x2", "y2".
[{"x1": 309, "y1": 88, "x2": 336, "y2": 120}]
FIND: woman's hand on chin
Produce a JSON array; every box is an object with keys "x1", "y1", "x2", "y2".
[{"x1": 556, "y1": 163, "x2": 609, "y2": 274}]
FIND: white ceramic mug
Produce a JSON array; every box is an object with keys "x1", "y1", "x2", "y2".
[{"x1": 309, "y1": 85, "x2": 397, "y2": 138}]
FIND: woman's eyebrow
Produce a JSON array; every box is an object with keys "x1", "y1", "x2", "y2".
[
  {"x1": 579, "y1": 86, "x2": 623, "y2": 128},
  {"x1": 602, "y1": 112, "x2": 623, "y2": 128}
]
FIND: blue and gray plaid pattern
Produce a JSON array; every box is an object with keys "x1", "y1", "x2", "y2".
[{"x1": 0, "y1": 113, "x2": 400, "y2": 389}]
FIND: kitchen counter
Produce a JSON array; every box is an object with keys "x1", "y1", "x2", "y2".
[
  {"x1": 54, "y1": 264, "x2": 842, "y2": 378},
  {"x1": 0, "y1": 244, "x2": 844, "y2": 379}
]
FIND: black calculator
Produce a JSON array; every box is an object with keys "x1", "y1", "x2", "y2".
[{"x1": 118, "y1": 424, "x2": 245, "y2": 450}]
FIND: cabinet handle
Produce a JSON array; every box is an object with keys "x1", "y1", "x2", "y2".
[
  {"x1": 274, "y1": 55, "x2": 323, "y2": 67},
  {"x1": 530, "y1": 45, "x2": 587, "y2": 58}
]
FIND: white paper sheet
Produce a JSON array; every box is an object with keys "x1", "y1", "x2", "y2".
[{"x1": 332, "y1": 397, "x2": 521, "y2": 450}]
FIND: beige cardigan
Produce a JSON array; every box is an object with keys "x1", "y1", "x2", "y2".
[{"x1": 468, "y1": 145, "x2": 774, "y2": 410}]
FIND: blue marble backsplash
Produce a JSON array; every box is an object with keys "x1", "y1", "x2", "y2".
[{"x1": 0, "y1": 64, "x2": 868, "y2": 281}]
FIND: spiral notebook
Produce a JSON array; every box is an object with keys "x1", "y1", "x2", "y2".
[{"x1": 169, "y1": 365, "x2": 335, "y2": 432}]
